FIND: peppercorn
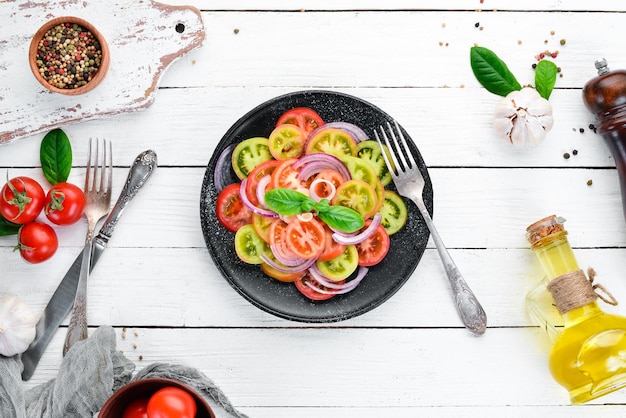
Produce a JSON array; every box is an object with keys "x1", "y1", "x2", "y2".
[
  {"x1": 587, "y1": 179, "x2": 593, "y2": 186},
  {"x1": 563, "y1": 152, "x2": 571, "y2": 159},
  {"x1": 579, "y1": 128, "x2": 585, "y2": 133},
  {"x1": 573, "y1": 149, "x2": 578, "y2": 156}
]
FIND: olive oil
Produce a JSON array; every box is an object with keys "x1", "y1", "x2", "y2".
[{"x1": 526, "y1": 215, "x2": 626, "y2": 404}]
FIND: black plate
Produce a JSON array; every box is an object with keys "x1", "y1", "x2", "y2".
[{"x1": 200, "y1": 90, "x2": 433, "y2": 322}]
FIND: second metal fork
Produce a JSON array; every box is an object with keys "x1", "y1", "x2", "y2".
[
  {"x1": 63, "y1": 138, "x2": 112, "y2": 355},
  {"x1": 375, "y1": 121, "x2": 487, "y2": 335}
]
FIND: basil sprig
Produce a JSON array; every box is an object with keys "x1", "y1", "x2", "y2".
[
  {"x1": 470, "y1": 46, "x2": 521, "y2": 97},
  {"x1": 264, "y1": 188, "x2": 364, "y2": 233},
  {"x1": 0, "y1": 213, "x2": 20, "y2": 236},
  {"x1": 535, "y1": 59, "x2": 558, "y2": 100},
  {"x1": 40, "y1": 128, "x2": 72, "y2": 185}
]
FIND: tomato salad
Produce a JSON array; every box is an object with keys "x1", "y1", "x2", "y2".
[{"x1": 215, "y1": 107, "x2": 408, "y2": 301}]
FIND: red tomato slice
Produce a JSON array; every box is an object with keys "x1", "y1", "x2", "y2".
[
  {"x1": 315, "y1": 169, "x2": 344, "y2": 188},
  {"x1": 294, "y1": 274, "x2": 343, "y2": 301},
  {"x1": 355, "y1": 220, "x2": 390, "y2": 266},
  {"x1": 276, "y1": 107, "x2": 324, "y2": 136},
  {"x1": 245, "y1": 159, "x2": 280, "y2": 206},
  {"x1": 318, "y1": 227, "x2": 346, "y2": 261},
  {"x1": 270, "y1": 158, "x2": 303, "y2": 190},
  {"x1": 285, "y1": 218, "x2": 326, "y2": 259},
  {"x1": 216, "y1": 183, "x2": 253, "y2": 233},
  {"x1": 268, "y1": 218, "x2": 288, "y2": 246}
]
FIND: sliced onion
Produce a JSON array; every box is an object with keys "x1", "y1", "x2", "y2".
[
  {"x1": 332, "y1": 214, "x2": 382, "y2": 245},
  {"x1": 309, "y1": 178, "x2": 336, "y2": 202},
  {"x1": 305, "y1": 265, "x2": 369, "y2": 294},
  {"x1": 260, "y1": 253, "x2": 316, "y2": 273},
  {"x1": 213, "y1": 144, "x2": 235, "y2": 193},
  {"x1": 270, "y1": 243, "x2": 307, "y2": 266},
  {"x1": 256, "y1": 175, "x2": 272, "y2": 208},
  {"x1": 239, "y1": 179, "x2": 278, "y2": 218},
  {"x1": 297, "y1": 212, "x2": 314, "y2": 222},
  {"x1": 307, "y1": 122, "x2": 368, "y2": 144},
  {"x1": 293, "y1": 153, "x2": 351, "y2": 182}
]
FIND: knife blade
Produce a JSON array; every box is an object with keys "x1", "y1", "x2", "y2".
[{"x1": 21, "y1": 149, "x2": 157, "y2": 381}]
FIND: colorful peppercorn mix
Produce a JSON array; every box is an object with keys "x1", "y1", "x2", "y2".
[{"x1": 34, "y1": 22, "x2": 103, "y2": 90}]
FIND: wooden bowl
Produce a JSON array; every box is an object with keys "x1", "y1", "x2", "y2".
[
  {"x1": 98, "y1": 377, "x2": 216, "y2": 417},
  {"x1": 29, "y1": 16, "x2": 110, "y2": 95}
]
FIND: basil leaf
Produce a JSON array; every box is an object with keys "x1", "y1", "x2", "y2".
[
  {"x1": 470, "y1": 46, "x2": 522, "y2": 97},
  {"x1": 535, "y1": 59, "x2": 558, "y2": 100},
  {"x1": 264, "y1": 188, "x2": 311, "y2": 215},
  {"x1": 318, "y1": 205, "x2": 364, "y2": 233},
  {"x1": 40, "y1": 128, "x2": 72, "y2": 185},
  {"x1": 0, "y1": 213, "x2": 20, "y2": 236},
  {"x1": 314, "y1": 199, "x2": 330, "y2": 214}
]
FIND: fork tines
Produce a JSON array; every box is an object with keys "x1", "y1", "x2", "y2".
[
  {"x1": 85, "y1": 138, "x2": 112, "y2": 194},
  {"x1": 374, "y1": 121, "x2": 417, "y2": 177}
]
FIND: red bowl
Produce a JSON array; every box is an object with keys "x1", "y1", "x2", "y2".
[{"x1": 98, "y1": 377, "x2": 216, "y2": 418}]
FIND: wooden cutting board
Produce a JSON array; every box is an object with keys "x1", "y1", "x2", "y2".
[{"x1": 0, "y1": 0, "x2": 205, "y2": 145}]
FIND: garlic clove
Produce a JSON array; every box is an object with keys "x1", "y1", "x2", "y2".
[{"x1": 0, "y1": 295, "x2": 37, "y2": 357}]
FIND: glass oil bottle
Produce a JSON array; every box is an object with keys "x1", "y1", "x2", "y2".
[{"x1": 526, "y1": 215, "x2": 626, "y2": 404}]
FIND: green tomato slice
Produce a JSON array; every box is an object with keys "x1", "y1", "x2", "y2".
[
  {"x1": 378, "y1": 190, "x2": 408, "y2": 235},
  {"x1": 269, "y1": 124, "x2": 306, "y2": 160},
  {"x1": 234, "y1": 224, "x2": 270, "y2": 264},
  {"x1": 316, "y1": 244, "x2": 359, "y2": 281},
  {"x1": 231, "y1": 137, "x2": 273, "y2": 179},
  {"x1": 357, "y1": 140, "x2": 394, "y2": 186},
  {"x1": 305, "y1": 128, "x2": 357, "y2": 158},
  {"x1": 340, "y1": 155, "x2": 379, "y2": 186}
]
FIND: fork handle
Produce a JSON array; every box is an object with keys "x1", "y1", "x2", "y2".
[
  {"x1": 413, "y1": 198, "x2": 487, "y2": 335},
  {"x1": 62, "y1": 241, "x2": 91, "y2": 355}
]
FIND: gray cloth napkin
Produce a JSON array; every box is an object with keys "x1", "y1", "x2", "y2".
[{"x1": 0, "y1": 326, "x2": 249, "y2": 418}]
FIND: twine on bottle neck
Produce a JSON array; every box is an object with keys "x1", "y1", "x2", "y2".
[{"x1": 547, "y1": 268, "x2": 618, "y2": 315}]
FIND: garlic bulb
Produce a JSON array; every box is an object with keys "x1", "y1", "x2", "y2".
[
  {"x1": 493, "y1": 87, "x2": 554, "y2": 146},
  {"x1": 0, "y1": 295, "x2": 37, "y2": 357}
]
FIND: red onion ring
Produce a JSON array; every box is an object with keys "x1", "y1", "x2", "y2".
[
  {"x1": 307, "y1": 122, "x2": 368, "y2": 144},
  {"x1": 239, "y1": 179, "x2": 278, "y2": 218},
  {"x1": 309, "y1": 178, "x2": 336, "y2": 202},
  {"x1": 305, "y1": 265, "x2": 369, "y2": 294},
  {"x1": 270, "y1": 243, "x2": 306, "y2": 266},
  {"x1": 294, "y1": 153, "x2": 351, "y2": 181},
  {"x1": 260, "y1": 253, "x2": 315, "y2": 273},
  {"x1": 213, "y1": 144, "x2": 235, "y2": 193},
  {"x1": 332, "y1": 214, "x2": 382, "y2": 245},
  {"x1": 256, "y1": 175, "x2": 272, "y2": 208}
]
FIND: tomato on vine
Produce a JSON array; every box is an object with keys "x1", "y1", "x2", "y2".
[{"x1": 44, "y1": 182, "x2": 86, "y2": 226}]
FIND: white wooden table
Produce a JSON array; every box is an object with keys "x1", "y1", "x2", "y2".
[{"x1": 3, "y1": 1, "x2": 626, "y2": 417}]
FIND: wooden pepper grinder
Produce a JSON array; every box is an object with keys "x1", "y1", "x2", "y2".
[{"x1": 583, "y1": 59, "x2": 626, "y2": 222}]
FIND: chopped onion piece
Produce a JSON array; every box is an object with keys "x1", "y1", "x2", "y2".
[
  {"x1": 309, "y1": 178, "x2": 336, "y2": 202},
  {"x1": 260, "y1": 253, "x2": 315, "y2": 273},
  {"x1": 293, "y1": 153, "x2": 351, "y2": 182},
  {"x1": 213, "y1": 144, "x2": 235, "y2": 193},
  {"x1": 332, "y1": 214, "x2": 382, "y2": 245},
  {"x1": 256, "y1": 175, "x2": 272, "y2": 208},
  {"x1": 297, "y1": 212, "x2": 314, "y2": 222},
  {"x1": 239, "y1": 179, "x2": 278, "y2": 218}
]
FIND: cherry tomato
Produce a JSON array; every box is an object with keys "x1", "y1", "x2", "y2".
[
  {"x1": 234, "y1": 224, "x2": 269, "y2": 264},
  {"x1": 276, "y1": 107, "x2": 324, "y2": 136},
  {"x1": 0, "y1": 176, "x2": 45, "y2": 224},
  {"x1": 356, "y1": 220, "x2": 390, "y2": 266},
  {"x1": 231, "y1": 137, "x2": 273, "y2": 180},
  {"x1": 122, "y1": 398, "x2": 149, "y2": 418},
  {"x1": 316, "y1": 244, "x2": 359, "y2": 281},
  {"x1": 294, "y1": 274, "x2": 343, "y2": 301},
  {"x1": 318, "y1": 227, "x2": 346, "y2": 262},
  {"x1": 245, "y1": 159, "x2": 280, "y2": 206},
  {"x1": 305, "y1": 128, "x2": 357, "y2": 158},
  {"x1": 44, "y1": 182, "x2": 86, "y2": 225},
  {"x1": 332, "y1": 179, "x2": 378, "y2": 220},
  {"x1": 269, "y1": 124, "x2": 306, "y2": 160},
  {"x1": 216, "y1": 183, "x2": 253, "y2": 233},
  {"x1": 270, "y1": 158, "x2": 304, "y2": 190},
  {"x1": 147, "y1": 387, "x2": 196, "y2": 418},
  {"x1": 17, "y1": 221, "x2": 58, "y2": 263},
  {"x1": 285, "y1": 218, "x2": 326, "y2": 259}
]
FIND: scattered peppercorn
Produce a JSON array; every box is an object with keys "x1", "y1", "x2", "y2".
[
  {"x1": 579, "y1": 128, "x2": 585, "y2": 133},
  {"x1": 550, "y1": 30, "x2": 556, "y2": 35},
  {"x1": 475, "y1": 22, "x2": 480, "y2": 28},
  {"x1": 233, "y1": 28, "x2": 240, "y2": 34},
  {"x1": 572, "y1": 149, "x2": 578, "y2": 155},
  {"x1": 563, "y1": 152, "x2": 571, "y2": 159},
  {"x1": 139, "y1": 355, "x2": 143, "y2": 361},
  {"x1": 587, "y1": 179, "x2": 593, "y2": 186},
  {"x1": 560, "y1": 39, "x2": 567, "y2": 45},
  {"x1": 34, "y1": 22, "x2": 103, "y2": 89},
  {"x1": 532, "y1": 63, "x2": 537, "y2": 69}
]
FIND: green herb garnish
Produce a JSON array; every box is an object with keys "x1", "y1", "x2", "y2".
[
  {"x1": 470, "y1": 46, "x2": 522, "y2": 97},
  {"x1": 534, "y1": 59, "x2": 558, "y2": 100},
  {"x1": 40, "y1": 128, "x2": 72, "y2": 185},
  {"x1": 264, "y1": 188, "x2": 364, "y2": 233}
]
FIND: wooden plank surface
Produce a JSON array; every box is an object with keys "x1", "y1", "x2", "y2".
[{"x1": 3, "y1": 3, "x2": 626, "y2": 417}]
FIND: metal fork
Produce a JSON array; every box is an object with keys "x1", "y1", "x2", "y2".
[
  {"x1": 63, "y1": 138, "x2": 112, "y2": 355},
  {"x1": 375, "y1": 121, "x2": 487, "y2": 335}
]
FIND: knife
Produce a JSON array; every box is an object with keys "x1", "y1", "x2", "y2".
[{"x1": 21, "y1": 149, "x2": 158, "y2": 381}]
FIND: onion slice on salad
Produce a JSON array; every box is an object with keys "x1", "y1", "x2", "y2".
[
  {"x1": 260, "y1": 252, "x2": 316, "y2": 273},
  {"x1": 306, "y1": 265, "x2": 369, "y2": 294},
  {"x1": 294, "y1": 153, "x2": 351, "y2": 182},
  {"x1": 239, "y1": 179, "x2": 278, "y2": 218},
  {"x1": 309, "y1": 178, "x2": 336, "y2": 202},
  {"x1": 213, "y1": 144, "x2": 235, "y2": 193},
  {"x1": 307, "y1": 122, "x2": 369, "y2": 144},
  {"x1": 255, "y1": 175, "x2": 272, "y2": 209},
  {"x1": 332, "y1": 214, "x2": 382, "y2": 245}
]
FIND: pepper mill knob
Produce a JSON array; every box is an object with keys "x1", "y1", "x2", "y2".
[{"x1": 583, "y1": 59, "x2": 626, "y2": 222}]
